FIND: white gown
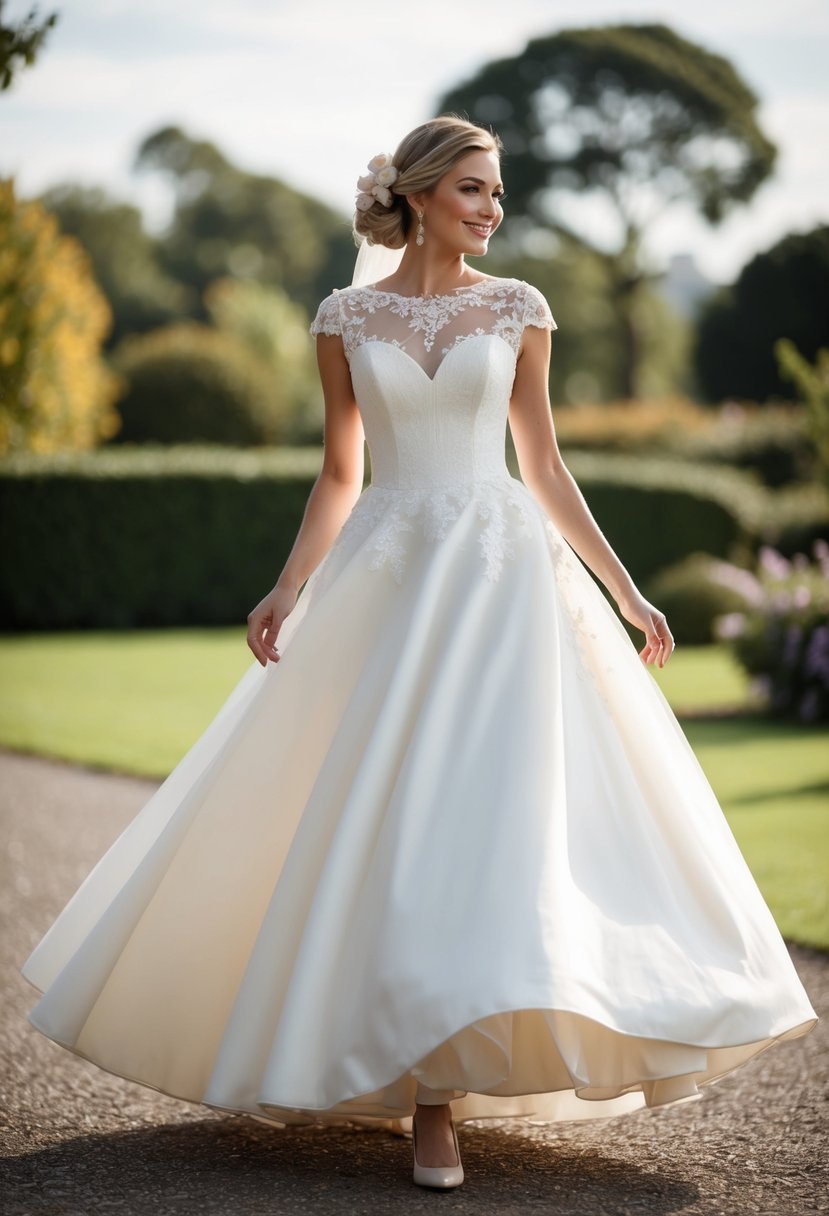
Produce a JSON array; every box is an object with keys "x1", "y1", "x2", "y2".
[{"x1": 20, "y1": 277, "x2": 818, "y2": 1131}]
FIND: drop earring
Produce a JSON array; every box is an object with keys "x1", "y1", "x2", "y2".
[{"x1": 416, "y1": 210, "x2": 425, "y2": 247}]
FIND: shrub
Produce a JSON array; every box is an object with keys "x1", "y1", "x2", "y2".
[
  {"x1": 641, "y1": 552, "x2": 764, "y2": 644},
  {"x1": 662, "y1": 402, "x2": 817, "y2": 486},
  {"x1": 109, "y1": 323, "x2": 288, "y2": 445},
  {"x1": 713, "y1": 540, "x2": 829, "y2": 723},
  {"x1": 553, "y1": 395, "x2": 710, "y2": 455},
  {"x1": 776, "y1": 340, "x2": 829, "y2": 488},
  {"x1": 203, "y1": 277, "x2": 323, "y2": 443}
]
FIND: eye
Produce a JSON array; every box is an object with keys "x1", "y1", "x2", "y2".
[{"x1": 462, "y1": 186, "x2": 507, "y2": 201}]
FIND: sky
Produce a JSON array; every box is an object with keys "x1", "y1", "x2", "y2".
[{"x1": 2, "y1": 0, "x2": 827, "y2": 285}]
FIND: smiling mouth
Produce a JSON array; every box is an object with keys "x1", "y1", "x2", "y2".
[{"x1": 464, "y1": 223, "x2": 492, "y2": 236}]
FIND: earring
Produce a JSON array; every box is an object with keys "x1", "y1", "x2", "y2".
[{"x1": 416, "y1": 210, "x2": 425, "y2": 247}]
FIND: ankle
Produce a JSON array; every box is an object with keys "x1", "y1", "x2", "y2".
[{"x1": 415, "y1": 1101, "x2": 452, "y2": 1119}]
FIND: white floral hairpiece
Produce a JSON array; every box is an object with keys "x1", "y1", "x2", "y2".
[{"x1": 355, "y1": 153, "x2": 399, "y2": 211}]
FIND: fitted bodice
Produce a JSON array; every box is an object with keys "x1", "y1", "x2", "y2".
[{"x1": 309, "y1": 278, "x2": 557, "y2": 490}]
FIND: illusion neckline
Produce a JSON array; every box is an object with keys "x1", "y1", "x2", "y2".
[{"x1": 361, "y1": 277, "x2": 509, "y2": 301}]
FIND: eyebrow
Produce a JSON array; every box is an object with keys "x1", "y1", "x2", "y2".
[{"x1": 457, "y1": 176, "x2": 505, "y2": 189}]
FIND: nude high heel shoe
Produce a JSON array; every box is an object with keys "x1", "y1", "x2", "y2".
[{"x1": 412, "y1": 1114, "x2": 464, "y2": 1189}]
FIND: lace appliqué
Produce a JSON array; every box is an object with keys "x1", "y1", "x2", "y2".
[
  {"x1": 311, "y1": 280, "x2": 556, "y2": 364},
  {"x1": 308, "y1": 293, "x2": 341, "y2": 336},
  {"x1": 544, "y1": 520, "x2": 615, "y2": 712},
  {"x1": 523, "y1": 283, "x2": 557, "y2": 332},
  {"x1": 329, "y1": 480, "x2": 535, "y2": 585}
]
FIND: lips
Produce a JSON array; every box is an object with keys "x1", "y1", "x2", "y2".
[{"x1": 464, "y1": 223, "x2": 491, "y2": 236}]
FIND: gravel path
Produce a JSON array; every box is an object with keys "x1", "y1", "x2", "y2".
[{"x1": 1, "y1": 746, "x2": 826, "y2": 1215}]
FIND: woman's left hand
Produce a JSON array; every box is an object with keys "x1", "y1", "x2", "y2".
[{"x1": 614, "y1": 588, "x2": 676, "y2": 667}]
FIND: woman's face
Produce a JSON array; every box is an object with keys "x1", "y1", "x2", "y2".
[{"x1": 415, "y1": 148, "x2": 505, "y2": 254}]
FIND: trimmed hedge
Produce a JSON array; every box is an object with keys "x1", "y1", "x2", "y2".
[
  {"x1": 1, "y1": 446, "x2": 827, "y2": 630},
  {"x1": 0, "y1": 447, "x2": 321, "y2": 629},
  {"x1": 553, "y1": 452, "x2": 768, "y2": 582}
]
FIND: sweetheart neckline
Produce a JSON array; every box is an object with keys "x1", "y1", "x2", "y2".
[{"x1": 349, "y1": 332, "x2": 516, "y2": 385}]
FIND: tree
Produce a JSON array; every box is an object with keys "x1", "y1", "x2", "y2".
[
  {"x1": 0, "y1": 178, "x2": 121, "y2": 453},
  {"x1": 437, "y1": 23, "x2": 776, "y2": 398},
  {"x1": 133, "y1": 126, "x2": 357, "y2": 317},
  {"x1": 695, "y1": 225, "x2": 829, "y2": 405},
  {"x1": 0, "y1": 1, "x2": 58, "y2": 91},
  {"x1": 37, "y1": 182, "x2": 193, "y2": 348}
]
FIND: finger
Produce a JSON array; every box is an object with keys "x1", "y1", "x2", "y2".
[
  {"x1": 650, "y1": 621, "x2": 676, "y2": 667},
  {"x1": 246, "y1": 620, "x2": 281, "y2": 665},
  {"x1": 639, "y1": 638, "x2": 659, "y2": 664},
  {"x1": 660, "y1": 631, "x2": 676, "y2": 666},
  {"x1": 640, "y1": 621, "x2": 666, "y2": 665},
  {"x1": 248, "y1": 638, "x2": 280, "y2": 665}
]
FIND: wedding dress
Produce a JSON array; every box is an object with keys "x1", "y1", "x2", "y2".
[{"x1": 20, "y1": 277, "x2": 817, "y2": 1132}]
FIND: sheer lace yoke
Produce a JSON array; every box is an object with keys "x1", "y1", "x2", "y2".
[{"x1": 310, "y1": 277, "x2": 557, "y2": 381}]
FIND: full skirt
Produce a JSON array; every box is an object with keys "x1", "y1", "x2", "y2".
[{"x1": 20, "y1": 478, "x2": 818, "y2": 1130}]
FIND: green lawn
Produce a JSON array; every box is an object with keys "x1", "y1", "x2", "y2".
[{"x1": 1, "y1": 633, "x2": 826, "y2": 949}]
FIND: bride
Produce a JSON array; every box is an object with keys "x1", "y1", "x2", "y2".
[{"x1": 22, "y1": 116, "x2": 818, "y2": 1194}]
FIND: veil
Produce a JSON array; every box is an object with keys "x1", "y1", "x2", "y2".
[{"x1": 351, "y1": 234, "x2": 405, "y2": 288}]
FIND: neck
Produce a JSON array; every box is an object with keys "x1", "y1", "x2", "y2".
[{"x1": 387, "y1": 246, "x2": 471, "y2": 297}]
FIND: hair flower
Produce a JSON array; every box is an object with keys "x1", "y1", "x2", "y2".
[
  {"x1": 375, "y1": 165, "x2": 398, "y2": 187},
  {"x1": 355, "y1": 153, "x2": 399, "y2": 210}
]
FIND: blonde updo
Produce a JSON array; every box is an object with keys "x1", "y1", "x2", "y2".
[{"x1": 352, "y1": 114, "x2": 505, "y2": 250}]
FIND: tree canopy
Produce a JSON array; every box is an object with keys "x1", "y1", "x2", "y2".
[
  {"x1": 437, "y1": 23, "x2": 776, "y2": 396},
  {"x1": 696, "y1": 225, "x2": 829, "y2": 404},
  {"x1": 0, "y1": 1, "x2": 58, "y2": 91},
  {"x1": 37, "y1": 183, "x2": 192, "y2": 348},
  {"x1": 0, "y1": 179, "x2": 121, "y2": 453},
  {"x1": 133, "y1": 126, "x2": 357, "y2": 316}
]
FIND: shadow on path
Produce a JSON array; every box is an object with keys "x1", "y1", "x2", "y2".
[{"x1": 3, "y1": 1117, "x2": 701, "y2": 1215}]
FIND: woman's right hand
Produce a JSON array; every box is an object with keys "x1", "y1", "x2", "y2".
[{"x1": 246, "y1": 582, "x2": 298, "y2": 666}]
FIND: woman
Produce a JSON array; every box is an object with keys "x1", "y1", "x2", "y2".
[{"x1": 21, "y1": 116, "x2": 817, "y2": 1193}]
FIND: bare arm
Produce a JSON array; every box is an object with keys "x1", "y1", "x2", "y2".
[
  {"x1": 246, "y1": 332, "x2": 365, "y2": 665},
  {"x1": 508, "y1": 324, "x2": 675, "y2": 667}
]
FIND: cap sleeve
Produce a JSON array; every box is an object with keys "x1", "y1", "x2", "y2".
[
  {"x1": 309, "y1": 290, "x2": 342, "y2": 337},
  {"x1": 521, "y1": 281, "x2": 557, "y2": 332}
]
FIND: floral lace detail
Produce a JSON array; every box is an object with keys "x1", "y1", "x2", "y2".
[
  {"x1": 322, "y1": 479, "x2": 536, "y2": 585},
  {"x1": 440, "y1": 326, "x2": 486, "y2": 357},
  {"x1": 543, "y1": 519, "x2": 615, "y2": 712},
  {"x1": 309, "y1": 279, "x2": 557, "y2": 374},
  {"x1": 378, "y1": 293, "x2": 471, "y2": 353}
]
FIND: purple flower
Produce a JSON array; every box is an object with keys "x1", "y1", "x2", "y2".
[
  {"x1": 759, "y1": 545, "x2": 791, "y2": 579},
  {"x1": 709, "y1": 561, "x2": 765, "y2": 607},
  {"x1": 714, "y1": 612, "x2": 746, "y2": 640}
]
